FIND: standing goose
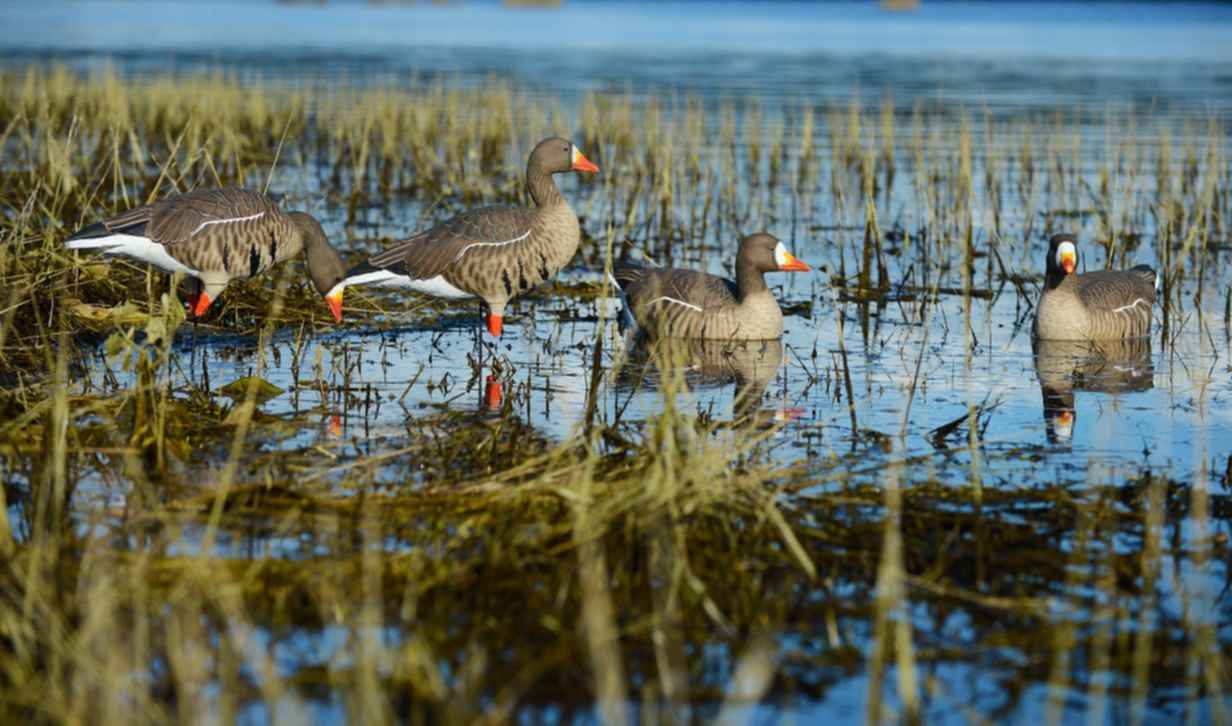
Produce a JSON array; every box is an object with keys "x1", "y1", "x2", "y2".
[
  {"x1": 1034, "y1": 233, "x2": 1157, "y2": 340},
  {"x1": 610, "y1": 232, "x2": 811, "y2": 340},
  {"x1": 333, "y1": 137, "x2": 599, "y2": 336},
  {"x1": 65, "y1": 188, "x2": 348, "y2": 321}
]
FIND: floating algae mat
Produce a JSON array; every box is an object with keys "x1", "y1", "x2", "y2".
[{"x1": 0, "y1": 53, "x2": 1230, "y2": 724}]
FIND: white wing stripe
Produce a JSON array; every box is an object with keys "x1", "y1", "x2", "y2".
[
  {"x1": 452, "y1": 229, "x2": 531, "y2": 263},
  {"x1": 1111, "y1": 298, "x2": 1150, "y2": 314},
  {"x1": 648, "y1": 295, "x2": 703, "y2": 313},
  {"x1": 190, "y1": 211, "x2": 265, "y2": 238}
]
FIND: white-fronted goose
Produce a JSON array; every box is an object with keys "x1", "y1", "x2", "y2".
[
  {"x1": 610, "y1": 232, "x2": 810, "y2": 340},
  {"x1": 1034, "y1": 233, "x2": 1157, "y2": 340},
  {"x1": 65, "y1": 188, "x2": 348, "y2": 321},
  {"x1": 334, "y1": 137, "x2": 599, "y2": 336}
]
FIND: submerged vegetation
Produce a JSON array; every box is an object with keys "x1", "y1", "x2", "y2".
[{"x1": 0, "y1": 66, "x2": 1229, "y2": 722}]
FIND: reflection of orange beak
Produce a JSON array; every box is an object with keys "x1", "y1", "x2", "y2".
[
  {"x1": 571, "y1": 146, "x2": 600, "y2": 174},
  {"x1": 1060, "y1": 251, "x2": 1076, "y2": 275},
  {"x1": 778, "y1": 251, "x2": 811, "y2": 272},
  {"x1": 325, "y1": 291, "x2": 343, "y2": 323},
  {"x1": 485, "y1": 375, "x2": 503, "y2": 411},
  {"x1": 1056, "y1": 411, "x2": 1074, "y2": 426},
  {"x1": 328, "y1": 414, "x2": 342, "y2": 437},
  {"x1": 776, "y1": 407, "x2": 806, "y2": 423}
]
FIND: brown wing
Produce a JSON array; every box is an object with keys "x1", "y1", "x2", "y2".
[
  {"x1": 143, "y1": 188, "x2": 292, "y2": 277},
  {"x1": 147, "y1": 188, "x2": 283, "y2": 248},
  {"x1": 619, "y1": 267, "x2": 739, "y2": 312},
  {"x1": 66, "y1": 188, "x2": 279, "y2": 245},
  {"x1": 367, "y1": 206, "x2": 536, "y2": 280},
  {"x1": 1075, "y1": 270, "x2": 1155, "y2": 313},
  {"x1": 66, "y1": 203, "x2": 156, "y2": 241}
]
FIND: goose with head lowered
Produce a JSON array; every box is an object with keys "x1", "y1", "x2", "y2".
[
  {"x1": 1034, "y1": 233, "x2": 1157, "y2": 341},
  {"x1": 65, "y1": 187, "x2": 348, "y2": 321},
  {"x1": 333, "y1": 137, "x2": 599, "y2": 336},
  {"x1": 610, "y1": 232, "x2": 811, "y2": 340}
]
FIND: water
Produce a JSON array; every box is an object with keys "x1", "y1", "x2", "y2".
[
  {"x1": 4, "y1": 1, "x2": 1232, "y2": 723},
  {"x1": 3, "y1": 1, "x2": 1232, "y2": 114}
]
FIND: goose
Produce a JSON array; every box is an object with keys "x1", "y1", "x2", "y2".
[
  {"x1": 65, "y1": 188, "x2": 348, "y2": 321},
  {"x1": 610, "y1": 232, "x2": 810, "y2": 340},
  {"x1": 333, "y1": 137, "x2": 599, "y2": 336},
  {"x1": 1034, "y1": 233, "x2": 1157, "y2": 340}
]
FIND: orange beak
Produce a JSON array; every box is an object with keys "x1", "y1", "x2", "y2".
[
  {"x1": 1056, "y1": 411, "x2": 1074, "y2": 427},
  {"x1": 188, "y1": 291, "x2": 213, "y2": 318},
  {"x1": 778, "y1": 251, "x2": 811, "y2": 272},
  {"x1": 1060, "y1": 251, "x2": 1076, "y2": 275},
  {"x1": 486, "y1": 313, "x2": 503, "y2": 337},
  {"x1": 571, "y1": 146, "x2": 599, "y2": 174},
  {"x1": 325, "y1": 291, "x2": 343, "y2": 323}
]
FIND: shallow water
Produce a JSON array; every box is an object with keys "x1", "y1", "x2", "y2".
[{"x1": 4, "y1": 1, "x2": 1232, "y2": 723}]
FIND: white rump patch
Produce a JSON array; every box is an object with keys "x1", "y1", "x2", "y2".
[
  {"x1": 1055, "y1": 240, "x2": 1077, "y2": 268},
  {"x1": 647, "y1": 295, "x2": 703, "y2": 313},
  {"x1": 342, "y1": 269, "x2": 472, "y2": 299},
  {"x1": 404, "y1": 275, "x2": 473, "y2": 299},
  {"x1": 773, "y1": 242, "x2": 789, "y2": 268},
  {"x1": 452, "y1": 229, "x2": 531, "y2": 263},
  {"x1": 66, "y1": 233, "x2": 199, "y2": 276},
  {"x1": 190, "y1": 211, "x2": 265, "y2": 238},
  {"x1": 1111, "y1": 298, "x2": 1151, "y2": 315}
]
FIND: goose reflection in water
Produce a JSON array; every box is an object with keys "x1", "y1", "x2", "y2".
[
  {"x1": 621, "y1": 338, "x2": 793, "y2": 428},
  {"x1": 1033, "y1": 337, "x2": 1153, "y2": 446}
]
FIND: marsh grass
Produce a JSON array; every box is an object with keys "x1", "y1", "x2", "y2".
[{"x1": 0, "y1": 67, "x2": 1229, "y2": 722}]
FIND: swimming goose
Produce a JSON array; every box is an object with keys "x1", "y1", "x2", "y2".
[
  {"x1": 1033, "y1": 233, "x2": 1157, "y2": 340},
  {"x1": 610, "y1": 232, "x2": 811, "y2": 340},
  {"x1": 65, "y1": 188, "x2": 348, "y2": 321},
  {"x1": 334, "y1": 137, "x2": 599, "y2": 336}
]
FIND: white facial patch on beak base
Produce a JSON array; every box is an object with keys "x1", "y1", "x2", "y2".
[
  {"x1": 773, "y1": 242, "x2": 789, "y2": 268},
  {"x1": 1055, "y1": 240, "x2": 1077, "y2": 269},
  {"x1": 571, "y1": 145, "x2": 579, "y2": 165}
]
